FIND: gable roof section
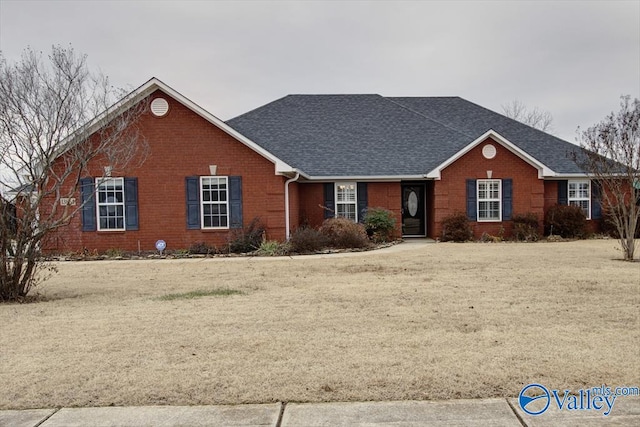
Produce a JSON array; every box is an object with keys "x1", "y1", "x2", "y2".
[
  {"x1": 425, "y1": 129, "x2": 554, "y2": 179},
  {"x1": 389, "y1": 97, "x2": 586, "y2": 175},
  {"x1": 74, "y1": 78, "x2": 296, "y2": 175},
  {"x1": 228, "y1": 95, "x2": 588, "y2": 179}
]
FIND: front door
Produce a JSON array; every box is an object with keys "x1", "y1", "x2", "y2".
[{"x1": 401, "y1": 183, "x2": 426, "y2": 236}]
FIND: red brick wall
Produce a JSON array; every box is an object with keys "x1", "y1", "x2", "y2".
[
  {"x1": 368, "y1": 182, "x2": 402, "y2": 237},
  {"x1": 543, "y1": 180, "x2": 559, "y2": 213},
  {"x1": 296, "y1": 181, "x2": 402, "y2": 237},
  {"x1": 45, "y1": 89, "x2": 287, "y2": 253},
  {"x1": 544, "y1": 180, "x2": 602, "y2": 235},
  {"x1": 432, "y1": 138, "x2": 544, "y2": 239},
  {"x1": 298, "y1": 183, "x2": 325, "y2": 229}
]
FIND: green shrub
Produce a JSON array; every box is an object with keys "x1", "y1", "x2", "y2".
[
  {"x1": 289, "y1": 227, "x2": 329, "y2": 253},
  {"x1": 188, "y1": 241, "x2": 216, "y2": 255},
  {"x1": 544, "y1": 204, "x2": 587, "y2": 238},
  {"x1": 363, "y1": 207, "x2": 397, "y2": 242},
  {"x1": 441, "y1": 212, "x2": 473, "y2": 242},
  {"x1": 512, "y1": 213, "x2": 541, "y2": 242},
  {"x1": 256, "y1": 240, "x2": 290, "y2": 256},
  {"x1": 226, "y1": 217, "x2": 266, "y2": 253},
  {"x1": 319, "y1": 217, "x2": 370, "y2": 249}
]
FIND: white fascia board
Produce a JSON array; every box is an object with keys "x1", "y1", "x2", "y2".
[
  {"x1": 46, "y1": 79, "x2": 158, "y2": 164},
  {"x1": 547, "y1": 173, "x2": 592, "y2": 179},
  {"x1": 302, "y1": 175, "x2": 426, "y2": 182},
  {"x1": 146, "y1": 79, "x2": 296, "y2": 174},
  {"x1": 425, "y1": 130, "x2": 556, "y2": 180},
  {"x1": 61, "y1": 77, "x2": 296, "y2": 176},
  {"x1": 278, "y1": 169, "x2": 311, "y2": 179}
]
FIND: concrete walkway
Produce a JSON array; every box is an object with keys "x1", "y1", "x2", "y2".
[{"x1": 2, "y1": 397, "x2": 639, "y2": 426}]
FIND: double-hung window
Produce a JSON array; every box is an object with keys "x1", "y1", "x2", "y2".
[
  {"x1": 97, "y1": 178, "x2": 125, "y2": 231},
  {"x1": 336, "y1": 182, "x2": 357, "y2": 221},
  {"x1": 568, "y1": 180, "x2": 590, "y2": 219},
  {"x1": 477, "y1": 179, "x2": 501, "y2": 222},
  {"x1": 201, "y1": 176, "x2": 229, "y2": 228}
]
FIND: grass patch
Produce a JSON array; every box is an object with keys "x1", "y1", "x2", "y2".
[
  {"x1": 156, "y1": 288, "x2": 244, "y2": 301},
  {"x1": 1, "y1": 240, "x2": 638, "y2": 410}
]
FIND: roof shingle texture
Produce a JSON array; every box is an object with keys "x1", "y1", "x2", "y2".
[{"x1": 227, "y1": 95, "x2": 585, "y2": 177}]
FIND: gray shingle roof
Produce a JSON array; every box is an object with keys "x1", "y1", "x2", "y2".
[{"x1": 227, "y1": 94, "x2": 586, "y2": 178}]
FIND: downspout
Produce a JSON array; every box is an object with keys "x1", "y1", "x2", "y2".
[{"x1": 284, "y1": 172, "x2": 300, "y2": 240}]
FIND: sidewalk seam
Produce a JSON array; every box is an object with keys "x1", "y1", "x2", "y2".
[
  {"x1": 33, "y1": 407, "x2": 60, "y2": 427},
  {"x1": 275, "y1": 401, "x2": 286, "y2": 427},
  {"x1": 506, "y1": 398, "x2": 528, "y2": 427}
]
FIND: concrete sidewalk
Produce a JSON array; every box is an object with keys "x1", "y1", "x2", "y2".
[{"x1": 2, "y1": 397, "x2": 639, "y2": 426}]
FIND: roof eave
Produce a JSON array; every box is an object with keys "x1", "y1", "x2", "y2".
[
  {"x1": 425, "y1": 129, "x2": 556, "y2": 180},
  {"x1": 299, "y1": 174, "x2": 428, "y2": 182},
  {"x1": 143, "y1": 78, "x2": 297, "y2": 175},
  {"x1": 54, "y1": 77, "x2": 296, "y2": 177}
]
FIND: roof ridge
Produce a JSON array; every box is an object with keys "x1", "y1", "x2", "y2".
[
  {"x1": 286, "y1": 94, "x2": 382, "y2": 96},
  {"x1": 385, "y1": 97, "x2": 476, "y2": 140},
  {"x1": 446, "y1": 97, "x2": 580, "y2": 147}
]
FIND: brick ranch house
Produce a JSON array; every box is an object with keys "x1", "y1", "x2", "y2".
[{"x1": 45, "y1": 78, "x2": 601, "y2": 253}]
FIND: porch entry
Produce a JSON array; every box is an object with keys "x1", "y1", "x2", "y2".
[{"x1": 401, "y1": 183, "x2": 426, "y2": 236}]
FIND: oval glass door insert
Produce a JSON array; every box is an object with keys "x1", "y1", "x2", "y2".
[{"x1": 408, "y1": 191, "x2": 418, "y2": 217}]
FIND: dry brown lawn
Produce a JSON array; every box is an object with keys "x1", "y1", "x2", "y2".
[{"x1": 1, "y1": 240, "x2": 639, "y2": 409}]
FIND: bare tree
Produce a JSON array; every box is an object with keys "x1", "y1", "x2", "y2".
[
  {"x1": 502, "y1": 99, "x2": 554, "y2": 132},
  {"x1": 577, "y1": 96, "x2": 639, "y2": 261},
  {"x1": 0, "y1": 45, "x2": 148, "y2": 301}
]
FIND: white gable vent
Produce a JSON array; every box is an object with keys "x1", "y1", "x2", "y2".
[
  {"x1": 482, "y1": 144, "x2": 497, "y2": 159},
  {"x1": 150, "y1": 97, "x2": 169, "y2": 117}
]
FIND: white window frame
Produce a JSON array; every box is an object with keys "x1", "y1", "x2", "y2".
[
  {"x1": 200, "y1": 176, "x2": 229, "y2": 229},
  {"x1": 96, "y1": 177, "x2": 125, "y2": 231},
  {"x1": 477, "y1": 179, "x2": 502, "y2": 222},
  {"x1": 568, "y1": 179, "x2": 591, "y2": 219},
  {"x1": 335, "y1": 182, "x2": 358, "y2": 222}
]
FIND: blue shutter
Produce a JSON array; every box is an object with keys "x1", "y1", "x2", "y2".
[
  {"x1": 591, "y1": 180, "x2": 602, "y2": 220},
  {"x1": 466, "y1": 179, "x2": 477, "y2": 220},
  {"x1": 229, "y1": 176, "x2": 243, "y2": 229},
  {"x1": 80, "y1": 177, "x2": 96, "y2": 232},
  {"x1": 324, "y1": 183, "x2": 335, "y2": 219},
  {"x1": 185, "y1": 177, "x2": 200, "y2": 229},
  {"x1": 558, "y1": 180, "x2": 568, "y2": 205},
  {"x1": 502, "y1": 179, "x2": 513, "y2": 221},
  {"x1": 124, "y1": 177, "x2": 139, "y2": 230},
  {"x1": 357, "y1": 182, "x2": 368, "y2": 223}
]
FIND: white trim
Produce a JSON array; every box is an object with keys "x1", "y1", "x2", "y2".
[
  {"x1": 96, "y1": 177, "x2": 125, "y2": 231},
  {"x1": 141, "y1": 80, "x2": 296, "y2": 174},
  {"x1": 548, "y1": 174, "x2": 595, "y2": 179},
  {"x1": 477, "y1": 179, "x2": 502, "y2": 222},
  {"x1": 425, "y1": 130, "x2": 555, "y2": 180},
  {"x1": 54, "y1": 78, "x2": 296, "y2": 176},
  {"x1": 335, "y1": 182, "x2": 358, "y2": 222},
  {"x1": 200, "y1": 176, "x2": 230, "y2": 229},
  {"x1": 284, "y1": 172, "x2": 300, "y2": 240},
  {"x1": 304, "y1": 175, "x2": 419, "y2": 182},
  {"x1": 568, "y1": 179, "x2": 591, "y2": 220}
]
